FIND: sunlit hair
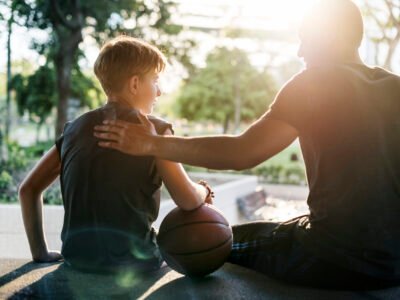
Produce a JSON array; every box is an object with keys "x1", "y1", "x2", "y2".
[
  {"x1": 94, "y1": 35, "x2": 166, "y2": 95},
  {"x1": 300, "y1": 0, "x2": 364, "y2": 50}
]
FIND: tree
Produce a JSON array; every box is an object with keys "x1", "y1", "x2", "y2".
[
  {"x1": 363, "y1": 0, "x2": 400, "y2": 70},
  {"x1": 11, "y1": 61, "x2": 101, "y2": 142},
  {"x1": 0, "y1": 0, "x2": 12, "y2": 161},
  {"x1": 5, "y1": 0, "x2": 14, "y2": 140},
  {"x1": 12, "y1": 0, "x2": 184, "y2": 137},
  {"x1": 176, "y1": 47, "x2": 277, "y2": 134}
]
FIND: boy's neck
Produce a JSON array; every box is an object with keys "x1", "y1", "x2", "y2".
[{"x1": 107, "y1": 95, "x2": 137, "y2": 110}]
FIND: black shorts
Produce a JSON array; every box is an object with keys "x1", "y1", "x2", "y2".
[{"x1": 227, "y1": 216, "x2": 398, "y2": 290}]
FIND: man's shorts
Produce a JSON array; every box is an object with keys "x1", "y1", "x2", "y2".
[{"x1": 228, "y1": 216, "x2": 399, "y2": 290}]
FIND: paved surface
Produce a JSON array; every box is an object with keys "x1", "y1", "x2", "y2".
[
  {"x1": 2, "y1": 184, "x2": 400, "y2": 299},
  {"x1": 0, "y1": 184, "x2": 308, "y2": 259},
  {"x1": 2, "y1": 259, "x2": 400, "y2": 300}
]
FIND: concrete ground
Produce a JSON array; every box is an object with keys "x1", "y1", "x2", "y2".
[
  {"x1": 2, "y1": 259, "x2": 400, "y2": 300},
  {"x1": 1, "y1": 183, "x2": 400, "y2": 299}
]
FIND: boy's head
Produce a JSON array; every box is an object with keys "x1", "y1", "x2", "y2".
[
  {"x1": 94, "y1": 36, "x2": 166, "y2": 114},
  {"x1": 298, "y1": 0, "x2": 364, "y2": 67}
]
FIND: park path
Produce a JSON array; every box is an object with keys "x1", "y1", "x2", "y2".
[{"x1": 0, "y1": 184, "x2": 309, "y2": 259}]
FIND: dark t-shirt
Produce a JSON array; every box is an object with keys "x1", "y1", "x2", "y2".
[
  {"x1": 55, "y1": 102, "x2": 173, "y2": 273},
  {"x1": 264, "y1": 63, "x2": 400, "y2": 279}
]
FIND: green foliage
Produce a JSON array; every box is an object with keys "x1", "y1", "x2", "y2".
[
  {"x1": 0, "y1": 141, "x2": 32, "y2": 203},
  {"x1": 24, "y1": 140, "x2": 54, "y2": 157},
  {"x1": 1, "y1": 141, "x2": 31, "y2": 172},
  {"x1": 182, "y1": 143, "x2": 307, "y2": 185},
  {"x1": 0, "y1": 170, "x2": 16, "y2": 202},
  {"x1": 11, "y1": 0, "x2": 192, "y2": 136},
  {"x1": 11, "y1": 65, "x2": 55, "y2": 122},
  {"x1": 176, "y1": 47, "x2": 277, "y2": 132},
  {"x1": 70, "y1": 66, "x2": 103, "y2": 109},
  {"x1": 43, "y1": 182, "x2": 62, "y2": 205},
  {"x1": 11, "y1": 63, "x2": 102, "y2": 121},
  {"x1": 26, "y1": 65, "x2": 56, "y2": 123},
  {"x1": 0, "y1": 170, "x2": 13, "y2": 191},
  {"x1": 252, "y1": 164, "x2": 306, "y2": 185},
  {"x1": 0, "y1": 140, "x2": 64, "y2": 204}
]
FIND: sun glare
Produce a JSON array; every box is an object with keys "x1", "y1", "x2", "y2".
[{"x1": 238, "y1": 0, "x2": 314, "y2": 29}]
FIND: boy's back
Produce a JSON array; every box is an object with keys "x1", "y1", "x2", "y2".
[{"x1": 56, "y1": 101, "x2": 172, "y2": 272}]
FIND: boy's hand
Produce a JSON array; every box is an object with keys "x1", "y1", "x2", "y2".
[
  {"x1": 94, "y1": 111, "x2": 158, "y2": 156},
  {"x1": 33, "y1": 250, "x2": 63, "y2": 263}
]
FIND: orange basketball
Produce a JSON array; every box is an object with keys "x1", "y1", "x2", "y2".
[{"x1": 157, "y1": 203, "x2": 233, "y2": 277}]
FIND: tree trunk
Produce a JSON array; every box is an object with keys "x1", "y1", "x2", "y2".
[
  {"x1": 0, "y1": 129, "x2": 4, "y2": 163},
  {"x1": 5, "y1": 10, "x2": 13, "y2": 140},
  {"x1": 36, "y1": 122, "x2": 42, "y2": 144},
  {"x1": 54, "y1": 29, "x2": 82, "y2": 138},
  {"x1": 223, "y1": 115, "x2": 230, "y2": 134},
  {"x1": 234, "y1": 84, "x2": 241, "y2": 134}
]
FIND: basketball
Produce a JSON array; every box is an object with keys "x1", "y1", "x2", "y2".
[{"x1": 156, "y1": 203, "x2": 233, "y2": 277}]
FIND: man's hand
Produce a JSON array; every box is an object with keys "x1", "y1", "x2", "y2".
[
  {"x1": 33, "y1": 250, "x2": 63, "y2": 263},
  {"x1": 94, "y1": 111, "x2": 158, "y2": 156}
]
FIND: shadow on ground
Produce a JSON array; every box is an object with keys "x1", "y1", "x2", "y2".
[{"x1": 1, "y1": 259, "x2": 400, "y2": 299}]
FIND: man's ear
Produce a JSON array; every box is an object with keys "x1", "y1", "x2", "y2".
[{"x1": 129, "y1": 75, "x2": 140, "y2": 95}]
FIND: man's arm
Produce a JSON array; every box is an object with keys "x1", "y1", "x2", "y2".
[
  {"x1": 18, "y1": 146, "x2": 63, "y2": 262},
  {"x1": 94, "y1": 112, "x2": 298, "y2": 171},
  {"x1": 156, "y1": 115, "x2": 298, "y2": 170}
]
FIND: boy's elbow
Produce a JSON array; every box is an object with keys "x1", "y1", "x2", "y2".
[
  {"x1": 18, "y1": 181, "x2": 36, "y2": 202},
  {"x1": 18, "y1": 182, "x2": 29, "y2": 199}
]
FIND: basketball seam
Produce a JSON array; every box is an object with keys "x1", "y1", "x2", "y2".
[
  {"x1": 159, "y1": 235, "x2": 233, "y2": 256},
  {"x1": 157, "y1": 221, "x2": 230, "y2": 241}
]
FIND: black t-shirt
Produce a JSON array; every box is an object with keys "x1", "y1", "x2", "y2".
[
  {"x1": 55, "y1": 102, "x2": 173, "y2": 273},
  {"x1": 264, "y1": 63, "x2": 400, "y2": 279}
]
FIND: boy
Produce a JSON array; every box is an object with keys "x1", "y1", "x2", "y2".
[{"x1": 19, "y1": 36, "x2": 212, "y2": 273}]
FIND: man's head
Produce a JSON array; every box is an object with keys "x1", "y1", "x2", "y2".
[
  {"x1": 94, "y1": 36, "x2": 166, "y2": 114},
  {"x1": 298, "y1": 0, "x2": 364, "y2": 67}
]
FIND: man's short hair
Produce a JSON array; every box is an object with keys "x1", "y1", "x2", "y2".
[
  {"x1": 300, "y1": 0, "x2": 364, "y2": 50},
  {"x1": 94, "y1": 36, "x2": 166, "y2": 95}
]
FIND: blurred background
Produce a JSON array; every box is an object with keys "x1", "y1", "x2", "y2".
[{"x1": 0, "y1": 0, "x2": 399, "y2": 205}]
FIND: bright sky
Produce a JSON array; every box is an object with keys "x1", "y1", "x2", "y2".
[
  {"x1": 0, "y1": 0, "x2": 314, "y2": 70},
  {"x1": 0, "y1": 0, "x2": 391, "y2": 80}
]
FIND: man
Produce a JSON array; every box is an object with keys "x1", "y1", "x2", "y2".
[{"x1": 94, "y1": 0, "x2": 400, "y2": 289}]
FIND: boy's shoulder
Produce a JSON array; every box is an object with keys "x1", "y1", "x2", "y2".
[
  {"x1": 147, "y1": 115, "x2": 174, "y2": 135},
  {"x1": 62, "y1": 107, "x2": 104, "y2": 133}
]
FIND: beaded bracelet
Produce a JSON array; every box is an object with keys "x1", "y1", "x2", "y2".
[{"x1": 198, "y1": 180, "x2": 215, "y2": 201}]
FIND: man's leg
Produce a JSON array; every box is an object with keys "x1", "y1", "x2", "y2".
[
  {"x1": 227, "y1": 218, "x2": 393, "y2": 290},
  {"x1": 227, "y1": 220, "x2": 290, "y2": 279}
]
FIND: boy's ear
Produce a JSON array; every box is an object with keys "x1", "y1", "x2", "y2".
[{"x1": 129, "y1": 75, "x2": 140, "y2": 95}]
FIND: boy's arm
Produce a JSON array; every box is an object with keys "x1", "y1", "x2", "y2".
[
  {"x1": 155, "y1": 128, "x2": 210, "y2": 211},
  {"x1": 19, "y1": 146, "x2": 63, "y2": 262}
]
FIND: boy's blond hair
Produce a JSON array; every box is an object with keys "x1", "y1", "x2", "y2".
[{"x1": 94, "y1": 36, "x2": 166, "y2": 95}]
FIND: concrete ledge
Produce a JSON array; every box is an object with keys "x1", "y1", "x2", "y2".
[
  {"x1": 0, "y1": 173, "x2": 258, "y2": 259},
  {"x1": 154, "y1": 173, "x2": 258, "y2": 228},
  {"x1": 1, "y1": 259, "x2": 399, "y2": 300}
]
